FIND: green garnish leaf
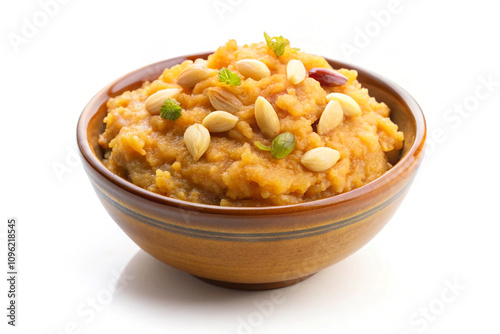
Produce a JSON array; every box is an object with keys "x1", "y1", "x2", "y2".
[
  {"x1": 160, "y1": 98, "x2": 182, "y2": 121},
  {"x1": 271, "y1": 132, "x2": 295, "y2": 159},
  {"x1": 264, "y1": 32, "x2": 297, "y2": 57},
  {"x1": 254, "y1": 141, "x2": 271, "y2": 151},
  {"x1": 218, "y1": 67, "x2": 241, "y2": 86}
]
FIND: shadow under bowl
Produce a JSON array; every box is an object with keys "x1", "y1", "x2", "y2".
[{"x1": 77, "y1": 53, "x2": 426, "y2": 290}]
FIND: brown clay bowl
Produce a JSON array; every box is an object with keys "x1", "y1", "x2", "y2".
[{"x1": 77, "y1": 53, "x2": 426, "y2": 290}]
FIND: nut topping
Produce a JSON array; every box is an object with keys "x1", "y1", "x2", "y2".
[
  {"x1": 308, "y1": 68, "x2": 348, "y2": 86},
  {"x1": 183, "y1": 124, "x2": 210, "y2": 161}
]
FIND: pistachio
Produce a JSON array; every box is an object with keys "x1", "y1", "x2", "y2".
[
  {"x1": 326, "y1": 93, "x2": 362, "y2": 117},
  {"x1": 145, "y1": 88, "x2": 181, "y2": 115},
  {"x1": 183, "y1": 124, "x2": 210, "y2": 161},
  {"x1": 308, "y1": 68, "x2": 348, "y2": 86},
  {"x1": 317, "y1": 100, "x2": 343, "y2": 135},
  {"x1": 202, "y1": 111, "x2": 239, "y2": 132},
  {"x1": 301, "y1": 147, "x2": 340, "y2": 172},
  {"x1": 286, "y1": 59, "x2": 306, "y2": 85},
  {"x1": 207, "y1": 87, "x2": 243, "y2": 113},
  {"x1": 177, "y1": 65, "x2": 212, "y2": 88},
  {"x1": 254, "y1": 96, "x2": 280, "y2": 138},
  {"x1": 271, "y1": 132, "x2": 295, "y2": 159},
  {"x1": 235, "y1": 59, "x2": 271, "y2": 80}
]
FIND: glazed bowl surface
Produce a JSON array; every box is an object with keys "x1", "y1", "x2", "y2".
[{"x1": 77, "y1": 53, "x2": 426, "y2": 290}]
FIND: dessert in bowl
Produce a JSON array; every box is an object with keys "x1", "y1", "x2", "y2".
[{"x1": 77, "y1": 35, "x2": 425, "y2": 289}]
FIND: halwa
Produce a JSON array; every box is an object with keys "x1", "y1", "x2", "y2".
[{"x1": 98, "y1": 35, "x2": 404, "y2": 206}]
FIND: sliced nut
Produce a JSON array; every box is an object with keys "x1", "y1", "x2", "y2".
[
  {"x1": 184, "y1": 124, "x2": 210, "y2": 161},
  {"x1": 177, "y1": 65, "x2": 212, "y2": 88},
  {"x1": 202, "y1": 111, "x2": 239, "y2": 132},
  {"x1": 326, "y1": 93, "x2": 362, "y2": 117},
  {"x1": 308, "y1": 68, "x2": 348, "y2": 86},
  {"x1": 286, "y1": 59, "x2": 306, "y2": 85},
  {"x1": 207, "y1": 87, "x2": 243, "y2": 113},
  {"x1": 301, "y1": 147, "x2": 340, "y2": 172},
  {"x1": 145, "y1": 88, "x2": 181, "y2": 115},
  {"x1": 235, "y1": 59, "x2": 271, "y2": 80},
  {"x1": 317, "y1": 100, "x2": 343, "y2": 135},
  {"x1": 254, "y1": 96, "x2": 280, "y2": 138}
]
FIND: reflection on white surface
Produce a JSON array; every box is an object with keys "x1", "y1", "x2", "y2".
[{"x1": 103, "y1": 248, "x2": 390, "y2": 334}]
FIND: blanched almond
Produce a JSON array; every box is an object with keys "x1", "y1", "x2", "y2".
[
  {"x1": 301, "y1": 147, "x2": 340, "y2": 172},
  {"x1": 326, "y1": 93, "x2": 362, "y2": 117},
  {"x1": 235, "y1": 59, "x2": 271, "y2": 80},
  {"x1": 202, "y1": 111, "x2": 238, "y2": 132},
  {"x1": 286, "y1": 59, "x2": 306, "y2": 85},
  {"x1": 194, "y1": 58, "x2": 208, "y2": 67},
  {"x1": 184, "y1": 124, "x2": 210, "y2": 161},
  {"x1": 145, "y1": 88, "x2": 181, "y2": 115},
  {"x1": 254, "y1": 96, "x2": 280, "y2": 138},
  {"x1": 177, "y1": 65, "x2": 212, "y2": 88},
  {"x1": 207, "y1": 87, "x2": 243, "y2": 113},
  {"x1": 317, "y1": 100, "x2": 343, "y2": 135}
]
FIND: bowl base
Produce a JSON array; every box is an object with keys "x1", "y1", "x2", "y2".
[{"x1": 193, "y1": 274, "x2": 315, "y2": 290}]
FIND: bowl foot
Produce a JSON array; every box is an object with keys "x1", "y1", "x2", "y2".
[{"x1": 193, "y1": 274, "x2": 315, "y2": 290}]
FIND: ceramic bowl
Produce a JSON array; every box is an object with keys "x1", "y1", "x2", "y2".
[{"x1": 77, "y1": 53, "x2": 426, "y2": 290}]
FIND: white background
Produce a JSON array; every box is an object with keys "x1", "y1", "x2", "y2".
[{"x1": 2, "y1": 0, "x2": 499, "y2": 333}]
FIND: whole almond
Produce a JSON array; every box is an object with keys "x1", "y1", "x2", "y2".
[
  {"x1": 308, "y1": 68, "x2": 348, "y2": 86},
  {"x1": 235, "y1": 59, "x2": 271, "y2": 80},
  {"x1": 177, "y1": 65, "x2": 213, "y2": 88},
  {"x1": 301, "y1": 147, "x2": 340, "y2": 172},
  {"x1": 254, "y1": 96, "x2": 280, "y2": 138},
  {"x1": 145, "y1": 88, "x2": 181, "y2": 115},
  {"x1": 326, "y1": 93, "x2": 362, "y2": 116},
  {"x1": 202, "y1": 111, "x2": 239, "y2": 132},
  {"x1": 317, "y1": 100, "x2": 343, "y2": 135},
  {"x1": 207, "y1": 87, "x2": 243, "y2": 113},
  {"x1": 287, "y1": 59, "x2": 306, "y2": 85},
  {"x1": 184, "y1": 124, "x2": 210, "y2": 161}
]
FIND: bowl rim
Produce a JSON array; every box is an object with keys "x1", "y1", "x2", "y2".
[{"x1": 77, "y1": 52, "x2": 426, "y2": 215}]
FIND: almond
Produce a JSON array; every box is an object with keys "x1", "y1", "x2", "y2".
[
  {"x1": 326, "y1": 93, "x2": 362, "y2": 117},
  {"x1": 286, "y1": 59, "x2": 306, "y2": 85},
  {"x1": 177, "y1": 65, "x2": 213, "y2": 88},
  {"x1": 183, "y1": 124, "x2": 210, "y2": 161},
  {"x1": 145, "y1": 88, "x2": 181, "y2": 115},
  {"x1": 202, "y1": 111, "x2": 239, "y2": 132},
  {"x1": 207, "y1": 87, "x2": 243, "y2": 113},
  {"x1": 254, "y1": 96, "x2": 280, "y2": 138},
  {"x1": 317, "y1": 100, "x2": 343, "y2": 135},
  {"x1": 301, "y1": 147, "x2": 340, "y2": 172},
  {"x1": 235, "y1": 59, "x2": 271, "y2": 80},
  {"x1": 194, "y1": 58, "x2": 208, "y2": 67}
]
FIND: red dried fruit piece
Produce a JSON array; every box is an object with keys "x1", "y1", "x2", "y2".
[{"x1": 308, "y1": 68, "x2": 348, "y2": 86}]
